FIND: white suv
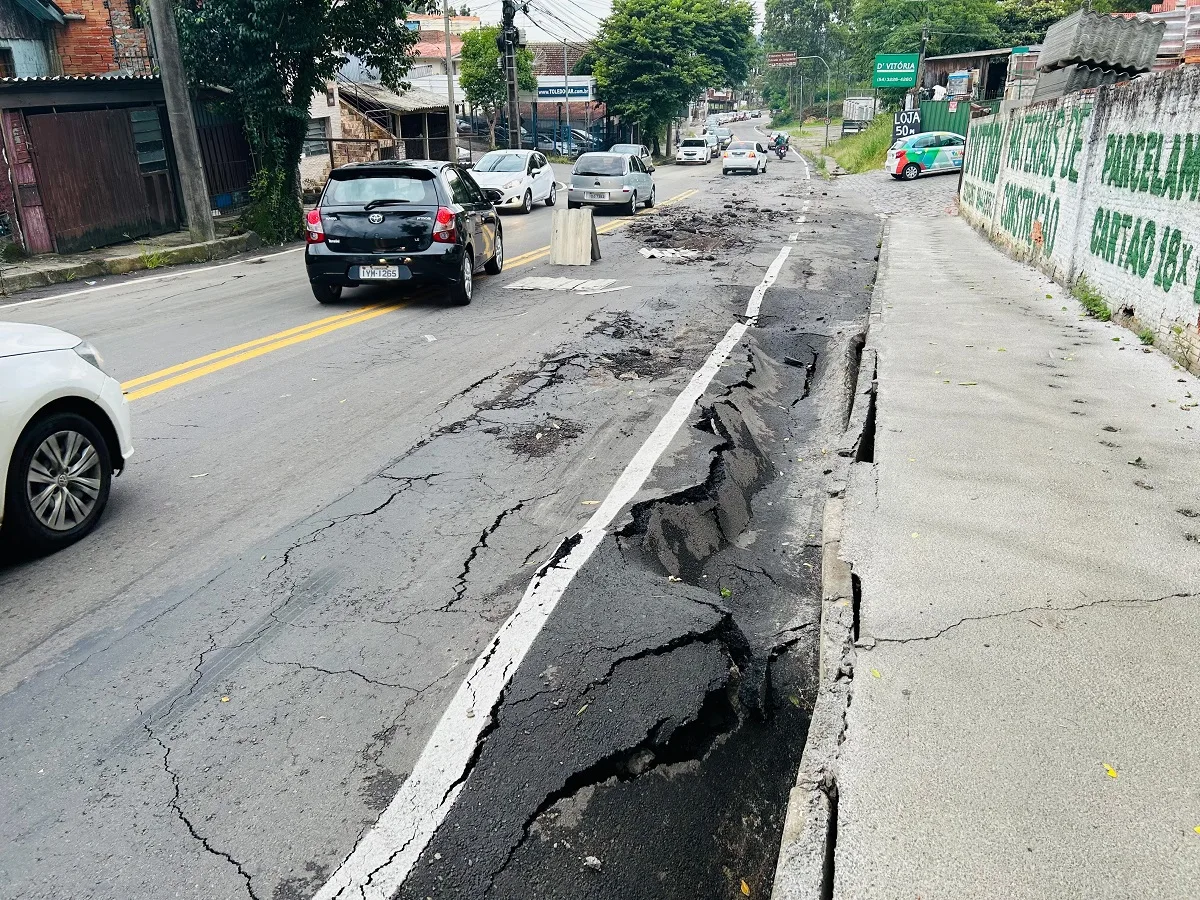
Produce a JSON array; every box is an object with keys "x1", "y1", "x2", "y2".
[
  {"x1": 1, "y1": 323, "x2": 133, "y2": 554},
  {"x1": 676, "y1": 137, "x2": 711, "y2": 165}
]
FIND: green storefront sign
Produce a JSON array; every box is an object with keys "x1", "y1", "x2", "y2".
[{"x1": 873, "y1": 53, "x2": 920, "y2": 88}]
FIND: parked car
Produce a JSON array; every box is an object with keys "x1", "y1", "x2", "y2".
[
  {"x1": 1, "y1": 323, "x2": 132, "y2": 554},
  {"x1": 750, "y1": 110, "x2": 761, "y2": 118},
  {"x1": 722, "y1": 140, "x2": 768, "y2": 175},
  {"x1": 567, "y1": 152, "x2": 655, "y2": 214},
  {"x1": 703, "y1": 131, "x2": 720, "y2": 155},
  {"x1": 886, "y1": 131, "x2": 966, "y2": 180},
  {"x1": 469, "y1": 149, "x2": 556, "y2": 213},
  {"x1": 609, "y1": 143, "x2": 655, "y2": 172},
  {"x1": 305, "y1": 160, "x2": 504, "y2": 306},
  {"x1": 676, "y1": 137, "x2": 711, "y2": 165},
  {"x1": 715, "y1": 127, "x2": 734, "y2": 150}
]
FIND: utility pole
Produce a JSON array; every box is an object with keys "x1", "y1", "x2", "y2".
[
  {"x1": 501, "y1": 0, "x2": 520, "y2": 149},
  {"x1": 443, "y1": 0, "x2": 458, "y2": 161},
  {"x1": 794, "y1": 55, "x2": 832, "y2": 147},
  {"x1": 146, "y1": 0, "x2": 214, "y2": 243},
  {"x1": 914, "y1": 22, "x2": 930, "y2": 110},
  {"x1": 562, "y1": 40, "x2": 572, "y2": 155}
]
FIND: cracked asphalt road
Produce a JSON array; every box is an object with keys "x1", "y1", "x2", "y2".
[{"x1": 1, "y1": 125, "x2": 880, "y2": 900}]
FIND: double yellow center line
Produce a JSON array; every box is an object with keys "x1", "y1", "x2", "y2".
[{"x1": 122, "y1": 187, "x2": 699, "y2": 402}]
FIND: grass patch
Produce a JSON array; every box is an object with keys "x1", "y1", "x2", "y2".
[
  {"x1": 825, "y1": 115, "x2": 893, "y2": 174},
  {"x1": 1072, "y1": 277, "x2": 1111, "y2": 321},
  {"x1": 1138, "y1": 326, "x2": 1156, "y2": 345},
  {"x1": 138, "y1": 247, "x2": 169, "y2": 270}
]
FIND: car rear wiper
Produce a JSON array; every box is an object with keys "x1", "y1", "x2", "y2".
[{"x1": 363, "y1": 199, "x2": 411, "y2": 210}]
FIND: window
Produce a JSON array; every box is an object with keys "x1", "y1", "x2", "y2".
[
  {"x1": 454, "y1": 167, "x2": 484, "y2": 203},
  {"x1": 323, "y1": 174, "x2": 439, "y2": 206},
  {"x1": 129, "y1": 108, "x2": 167, "y2": 173},
  {"x1": 474, "y1": 151, "x2": 524, "y2": 173},
  {"x1": 0, "y1": 49, "x2": 14, "y2": 79},
  {"x1": 574, "y1": 154, "x2": 625, "y2": 177},
  {"x1": 303, "y1": 118, "x2": 329, "y2": 156},
  {"x1": 912, "y1": 135, "x2": 936, "y2": 149},
  {"x1": 630, "y1": 156, "x2": 645, "y2": 173},
  {"x1": 443, "y1": 167, "x2": 475, "y2": 205}
]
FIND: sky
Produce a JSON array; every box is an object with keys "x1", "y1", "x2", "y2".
[{"x1": 470, "y1": 0, "x2": 766, "y2": 45}]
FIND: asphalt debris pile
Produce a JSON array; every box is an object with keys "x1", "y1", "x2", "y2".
[
  {"x1": 505, "y1": 417, "x2": 587, "y2": 458},
  {"x1": 625, "y1": 204, "x2": 778, "y2": 256}
]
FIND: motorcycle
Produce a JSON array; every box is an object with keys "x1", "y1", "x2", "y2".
[{"x1": 774, "y1": 143, "x2": 788, "y2": 160}]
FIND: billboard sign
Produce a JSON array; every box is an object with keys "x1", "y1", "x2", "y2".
[
  {"x1": 767, "y1": 51, "x2": 798, "y2": 68},
  {"x1": 873, "y1": 53, "x2": 919, "y2": 88},
  {"x1": 525, "y1": 76, "x2": 596, "y2": 102}
]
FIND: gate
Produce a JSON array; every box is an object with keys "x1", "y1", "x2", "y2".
[{"x1": 26, "y1": 109, "x2": 176, "y2": 254}]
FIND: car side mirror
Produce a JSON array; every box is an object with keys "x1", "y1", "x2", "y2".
[
  {"x1": 482, "y1": 188, "x2": 504, "y2": 204},
  {"x1": 531, "y1": 168, "x2": 542, "y2": 176}
]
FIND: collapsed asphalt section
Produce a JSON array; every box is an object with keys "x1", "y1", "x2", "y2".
[{"x1": 377, "y1": 186, "x2": 880, "y2": 898}]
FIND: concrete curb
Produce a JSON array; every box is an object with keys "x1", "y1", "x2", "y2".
[
  {"x1": 0, "y1": 232, "x2": 265, "y2": 296},
  {"x1": 770, "y1": 497, "x2": 856, "y2": 899}
]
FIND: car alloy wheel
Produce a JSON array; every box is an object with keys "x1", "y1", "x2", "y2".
[
  {"x1": 902, "y1": 163, "x2": 920, "y2": 180},
  {"x1": 522, "y1": 191, "x2": 532, "y2": 214},
  {"x1": 546, "y1": 183, "x2": 557, "y2": 207},
  {"x1": 485, "y1": 231, "x2": 504, "y2": 274},
  {"x1": 27, "y1": 429, "x2": 103, "y2": 531}
]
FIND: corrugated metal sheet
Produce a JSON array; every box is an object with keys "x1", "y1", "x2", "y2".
[
  {"x1": 1031, "y1": 64, "x2": 1129, "y2": 101},
  {"x1": 919, "y1": 99, "x2": 1001, "y2": 137},
  {"x1": 1039, "y1": 9, "x2": 1165, "y2": 73}
]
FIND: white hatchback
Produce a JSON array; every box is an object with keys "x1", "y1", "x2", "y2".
[
  {"x1": 467, "y1": 149, "x2": 557, "y2": 213},
  {"x1": 1, "y1": 323, "x2": 133, "y2": 554}
]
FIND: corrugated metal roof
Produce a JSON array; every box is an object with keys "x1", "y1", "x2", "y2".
[
  {"x1": 0, "y1": 74, "x2": 159, "y2": 85},
  {"x1": 1039, "y1": 9, "x2": 1166, "y2": 72},
  {"x1": 339, "y1": 81, "x2": 450, "y2": 114}
]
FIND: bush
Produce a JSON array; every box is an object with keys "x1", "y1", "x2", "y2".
[
  {"x1": 826, "y1": 115, "x2": 894, "y2": 174},
  {"x1": 239, "y1": 169, "x2": 303, "y2": 244},
  {"x1": 1071, "y1": 277, "x2": 1111, "y2": 321}
]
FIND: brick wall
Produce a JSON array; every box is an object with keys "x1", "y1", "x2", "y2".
[
  {"x1": 56, "y1": 0, "x2": 149, "y2": 75},
  {"x1": 961, "y1": 66, "x2": 1200, "y2": 373}
]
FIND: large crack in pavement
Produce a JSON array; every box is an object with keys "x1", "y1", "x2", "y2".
[{"x1": 395, "y1": 171, "x2": 880, "y2": 899}]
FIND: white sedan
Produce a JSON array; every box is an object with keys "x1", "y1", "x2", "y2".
[
  {"x1": 467, "y1": 149, "x2": 557, "y2": 213},
  {"x1": 675, "y1": 137, "x2": 711, "y2": 165},
  {"x1": 722, "y1": 140, "x2": 768, "y2": 175},
  {"x1": 1, "y1": 323, "x2": 132, "y2": 553}
]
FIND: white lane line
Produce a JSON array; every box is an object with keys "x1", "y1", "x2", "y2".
[
  {"x1": 0, "y1": 246, "x2": 305, "y2": 311},
  {"x1": 798, "y1": 152, "x2": 811, "y2": 180},
  {"x1": 313, "y1": 244, "x2": 794, "y2": 900}
]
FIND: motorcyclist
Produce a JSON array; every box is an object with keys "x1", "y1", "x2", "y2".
[{"x1": 773, "y1": 132, "x2": 789, "y2": 156}]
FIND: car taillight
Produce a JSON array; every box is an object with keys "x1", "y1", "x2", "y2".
[
  {"x1": 305, "y1": 208, "x2": 324, "y2": 244},
  {"x1": 432, "y1": 206, "x2": 457, "y2": 243},
  {"x1": 748, "y1": 152, "x2": 756, "y2": 158}
]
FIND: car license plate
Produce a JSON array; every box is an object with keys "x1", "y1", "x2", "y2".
[
  {"x1": 356, "y1": 265, "x2": 403, "y2": 281},
  {"x1": 584, "y1": 191, "x2": 607, "y2": 201}
]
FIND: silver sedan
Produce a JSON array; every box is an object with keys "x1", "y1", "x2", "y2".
[{"x1": 566, "y1": 152, "x2": 655, "y2": 215}]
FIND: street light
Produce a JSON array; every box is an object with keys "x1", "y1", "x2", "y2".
[{"x1": 791, "y1": 55, "x2": 831, "y2": 148}]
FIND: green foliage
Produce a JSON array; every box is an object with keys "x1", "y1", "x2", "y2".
[
  {"x1": 995, "y1": 0, "x2": 1072, "y2": 47},
  {"x1": 458, "y1": 27, "x2": 535, "y2": 143},
  {"x1": 761, "y1": 0, "x2": 850, "y2": 117},
  {"x1": 241, "y1": 169, "x2": 304, "y2": 245},
  {"x1": 1071, "y1": 277, "x2": 1111, "y2": 321},
  {"x1": 174, "y1": 0, "x2": 422, "y2": 241},
  {"x1": 848, "y1": 0, "x2": 1000, "y2": 71},
  {"x1": 572, "y1": 50, "x2": 596, "y2": 76},
  {"x1": 1138, "y1": 326, "x2": 1156, "y2": 345},
  {"x1": 827, "y1": 114, "x2": 892, "y2": 173},
  {"x1": 593, "y1": 0, "x2": 755, "y2": 151}
]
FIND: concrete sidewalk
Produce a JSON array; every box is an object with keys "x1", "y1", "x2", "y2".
[
  {"x1": 0, "y1": 228, "x2": 263, "y2": 295},
  {"x1": 836, "y1": 215, "x2": 1200, "y2": 898}
]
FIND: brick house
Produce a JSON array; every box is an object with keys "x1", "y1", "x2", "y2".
[{"x1": 0, "y1": 0, "x2": 151, "y2": 77}]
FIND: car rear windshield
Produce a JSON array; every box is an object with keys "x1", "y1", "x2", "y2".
[
  {"x1": 681, "y1": 139, "x2": 705, "y2": 147},
  {"x1": 474, "y1": 152, "x2": 526, "y2": 173},
  {"x1": 574, "y1": 155, "x2": 625, "y2": 176},
  {"x1": 610, "y1": 144, "x2": 640, "y2": 154},
  {"x1": 729, "y1": 141, "x2": 754, "y2": 151},
  {"x1": 324, "y1": 174, "x2": 438, "y2": 206}
]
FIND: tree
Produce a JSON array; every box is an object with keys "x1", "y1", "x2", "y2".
[
  {"x1": 174, "y1": 0, "x2": 421, "y2": 242},
  {"x1": 761, "y1": 0, "x2": 851, "y2": 118},
  {"x1": 458, "y1": 27, "x2": 536, "y2": 147},
  {"x1": 592, "y1": 0, "x2": 755, "y2": 153},
  {"x1": 847, "y1": 0, "x2": 1000, "y2": 73},
  {"x1": 995, "y1": 0, "x2": 1072, "y2": 47}
]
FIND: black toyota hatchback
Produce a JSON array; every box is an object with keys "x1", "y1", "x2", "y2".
[{"x1": 304, "y1": 160, "x2": 504, "y2": 305}]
